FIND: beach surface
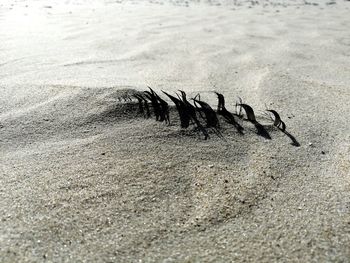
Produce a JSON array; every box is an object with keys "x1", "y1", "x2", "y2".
[{"x1": 1, "y1": 0, "x2": 350, "y2": 262}]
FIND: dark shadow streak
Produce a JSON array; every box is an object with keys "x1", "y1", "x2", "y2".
[
  {"x1": 279, "y1": 128, "x2": 300, "y2": 147},
  {"x1": 253, "y1": 121, "x2": 272, "y2": 140}
]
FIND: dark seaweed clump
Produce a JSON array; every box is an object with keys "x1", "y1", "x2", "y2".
[{"x1": 120, "y1": 87, "x2": 300, "y2": 146}]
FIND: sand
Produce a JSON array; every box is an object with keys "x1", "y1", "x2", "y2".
[{"x1": 1, "y1": 0, "x2": 350, "y2": 262}]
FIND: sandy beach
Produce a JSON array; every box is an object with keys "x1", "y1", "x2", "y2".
[{"x1": 1, "y1": 0, "x2": 350, "y2": 262}]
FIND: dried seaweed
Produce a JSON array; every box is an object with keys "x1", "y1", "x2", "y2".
[
  {"x1": 238, "y1": 103, "x2": 256, "y2": 122},
  {"x1": 148, "y1": 87, "x2": 170, "y2": 124},
  {"x1": 266, "y1": 109, "x2": 300, "y2": 147},
  {"x1": 193, "y1": 98, "x2": 219, "y2": 128},
  {"x1": 126, "y1": 87, "x2": 300, "y2": 144},
  {"x1": 144, "y1": 90, "x2": 161, "y2": 121},
  {"x1": 215, "y1": 92, "x2": 244, "y2": 134},
  {"x1": 178, "y1": 90, "x2": 209, "y2": 140},
  {"x1": 162, "y1": 91, "x2": 190, "y2": 128},
  {"x1": 266, "y1": 109, "x2": 283, "y2": 129},
  {"x1": 239, "y1": 102, "x2": 271, "y2": 139}
]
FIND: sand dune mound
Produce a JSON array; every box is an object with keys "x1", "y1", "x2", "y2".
[{"x1": 2, "y1": 85, "x2": 341, "y2": 262}]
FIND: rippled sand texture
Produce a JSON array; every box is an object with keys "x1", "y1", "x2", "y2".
[{"x1": 1, "y1": 0, "x2": 350, "y2": 262}]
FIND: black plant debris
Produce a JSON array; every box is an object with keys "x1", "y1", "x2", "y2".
[
  {"x1": 267, "y1": 109, "x2": 300, "y2": 147},
  {"x1": 215, "y1": 92, "x2": 244, "y2": 134},
  {"x1": 238, "y1": 102, "x2": 271, "y2": 140},
  {"x1": 122, "y1": 87, "x2": 299, "y2": 145}
]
